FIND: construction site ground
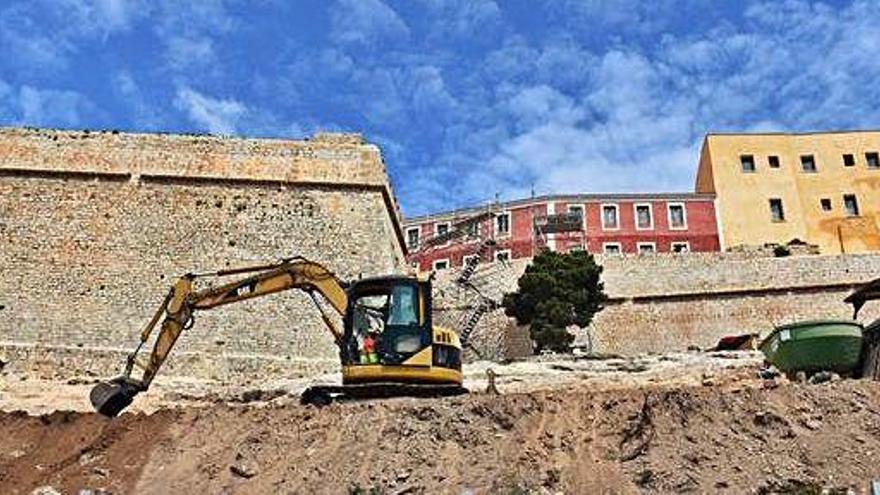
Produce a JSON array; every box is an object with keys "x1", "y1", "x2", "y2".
[{"x1": 4, "y1": 351, "x2": 880, "y2": 494}]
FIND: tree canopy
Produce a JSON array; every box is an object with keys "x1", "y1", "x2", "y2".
[{"x1": 502, "y1": 250, "x2": 606, "y2": 353}]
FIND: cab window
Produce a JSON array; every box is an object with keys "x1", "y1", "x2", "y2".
[{"x1": 388, "y1": 284, "x2": 418, "y2": 325}]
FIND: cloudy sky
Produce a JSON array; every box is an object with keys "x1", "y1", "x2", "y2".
[{"x1": 1, "y1": 0, "x2": 878, "y2": 215}]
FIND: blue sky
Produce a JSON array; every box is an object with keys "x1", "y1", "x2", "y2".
[{"x1": 1, "y1": 0, "x2": 878, "y2": 216}]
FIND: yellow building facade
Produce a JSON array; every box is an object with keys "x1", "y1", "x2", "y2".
[{"x1": 696, "y1": 131, "x2": 880, "y2": 253}]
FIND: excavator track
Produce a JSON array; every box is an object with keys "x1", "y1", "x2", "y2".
[{"x1": 300, "y1": 382, "x2": 468, "y2": 407}]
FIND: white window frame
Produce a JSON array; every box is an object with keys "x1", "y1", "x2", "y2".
[
  {"x1": 633, "y1": 203, "x2": 654, "y2": 231},
  {"x1": 667, "y1": 202, "x2": 688, "y2": 230},
  {"x1": 432, "y1": 259, "x2": 449, "y2": 271},
  {"x1": 464, "y1": 220, "x2": 479, "y2": 239},
  {"x1": 494, "y1": 249, "x2": 511, "y2": 263},
  {"x1": 637, "y1": 242, "x2": 657, "y2": 255},
  {"x1": 495, "y1": 212, "x2": 511, "y2": 237},
  {"x1": 670, "y1": 241, "x2": 690, "y2": 253},
  {"x1": 405, "y1": 227, "x2": 420, "y2": 250},
  {"x1": 434, "y1": 222, "x2": 451, "y2": 246},
  {"x1": 567, "y1": 204, "x2": 586, "y2": 231},
  {"x1": 462, "y1": 254, "x2": 479, "y2": 267},
  {"x1": 601, "y1": 203, "x2": 619, "y2": 231},
  {"x1": 602, "y1": 242, "x2": 622, "y2": 255}
]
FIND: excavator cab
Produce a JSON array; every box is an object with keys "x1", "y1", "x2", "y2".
[
  {"x1": 344, "y1": 277, "x2": 428, "y2": 366},
  {"x1": 339, "y1": 276, "x2": 463, "y2": 388}
]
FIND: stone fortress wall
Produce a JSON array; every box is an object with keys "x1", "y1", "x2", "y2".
[
  {"x1": 0, "y1": 128, "x2": 406, "y2": 381},
  {"x1": 433, "y1": 251, "x2": 880, "y2": 359}
]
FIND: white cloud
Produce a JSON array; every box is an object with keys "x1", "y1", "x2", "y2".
[
  {"x1": 93, "y1": 0, "x2": 146, "y2": 31},
  {"x1": 112, "y1": 71, "x2": 162, "y2": 129},
  {"x1": 418, "y1": 0, "x2": 503, "y2": 42},
  {"x1": 0, "y1": 0, "x2": 147, "y2": 72},
  {"x1": 173, "y1": 87, "x2": 247, "y2": 135},
  {"x1": 406, "y1": 0, "x2": 880, "y2": 216},
  {"x1": 0, "y1": 85, "x2": 97, "y2": 127},
  {"x1": 164, "y1": 36, "x2": 216, "y2": 70},
  {"x1": 151, "y1": 1, "x2": 238, "y2": 75},
  {"x1": 506, "y1": 86, "x2": 583, "y2": 130},
  {"x1": 331, "y1": 0, "x2": 410, "y2": 46}
]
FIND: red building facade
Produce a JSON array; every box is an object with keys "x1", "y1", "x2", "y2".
[{"x1": 403, "y1": 193, "x2": 720, "y2": 271}]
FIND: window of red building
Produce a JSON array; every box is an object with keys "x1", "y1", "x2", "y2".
[
  {"x1": 637, "y1": 242, "x2": 656, "y2": 255},
  {"x1": 634, "y1": 203, "x2": 653, "y2": 230},
  {"x1": 667, "y1": 203, "x2": 687, "y2": 229},
  {"x1": 603, "y1": 242, "x2": 622, "y2": 254},
  {"x1": 495, "y1": 213, "x2": 511, "y2": 236},
  {"x1": 406, "y1": 227, "x2": 420, "y2": 250},
  {"x1": 601, "y1": 204, "x2": 619, "y2": 230}
]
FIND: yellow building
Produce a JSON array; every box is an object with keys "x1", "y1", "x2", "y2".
[{"x1": 696, "y1": 131, "x2": 880, "y2": 253}]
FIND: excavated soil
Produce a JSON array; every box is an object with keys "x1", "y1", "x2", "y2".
[{"x1": 4, "y1": 377, "x2": 880, "y2": 494}]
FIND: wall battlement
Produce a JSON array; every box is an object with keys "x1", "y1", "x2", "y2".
[{"x1": 0, "y1": 127, "x2": 390, "y2": 187}]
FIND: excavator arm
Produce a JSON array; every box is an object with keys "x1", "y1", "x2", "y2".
[{"x1": 90, "y1": 257, "x2": 349, "y2": 416}]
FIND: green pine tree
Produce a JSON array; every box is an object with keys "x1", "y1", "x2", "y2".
[{"x1": 502, "y1": 250, "x2": 606, "y2": 353}]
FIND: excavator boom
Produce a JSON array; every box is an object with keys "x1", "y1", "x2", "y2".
[{"x1": 90, "y1": 257, "x2": 348, "y2": 416}]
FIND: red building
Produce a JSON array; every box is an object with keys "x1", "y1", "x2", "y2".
[{"x1": 404, "y1": 193, "x2": 720, "y2": 271}]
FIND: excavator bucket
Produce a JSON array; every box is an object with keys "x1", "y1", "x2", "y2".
[{"x1": 90, "y1": 378, "x2": 141, "y2": 417}]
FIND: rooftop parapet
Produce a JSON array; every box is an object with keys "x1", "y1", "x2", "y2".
[{"x1": 0, "y1": 127, "x2": 387, "y2": 187}]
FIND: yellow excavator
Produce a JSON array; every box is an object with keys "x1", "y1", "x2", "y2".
[{"x1": 90, "y1": 256, "x2": 465, "y2": 416}]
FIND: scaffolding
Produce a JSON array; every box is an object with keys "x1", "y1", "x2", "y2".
[{"x1": 533, "y1": 210, "x2": 586, "y2": 254}]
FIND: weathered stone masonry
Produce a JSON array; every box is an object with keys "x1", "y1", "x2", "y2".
[
  {"x1": 433, "y1": 251, "x2": 880, "y2": 358},
  {"x1": 0, "y1": 128, "x2": 406, "y2": 380}
]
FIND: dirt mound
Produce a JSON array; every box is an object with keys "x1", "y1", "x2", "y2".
[{"x1": 3, "y1": 378, "x2": 880, "y2": 494}]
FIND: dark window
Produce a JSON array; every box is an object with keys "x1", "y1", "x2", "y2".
[
  {"x1": 637, "y1": 243, "x2": 656, "y2": 255},
  {"x1": 843, "y1": 154, "x2": 855, "y2": 167},
  {"x1": 820, "y1": 198, "x2": 832, "y2": 212},
  {"x1": 844, "y1": 194, "x2": 860, "y2": 216},
  {"x1": 867, "y1": 152, "x2": 879, "y2": 169},
  {"x1": 406, "y1": 228, "x2": 419, "y2": 250},
  {"x1": 604, "y1": 243, "x2": 621, "y2": 254},
  {"x1": 496, "y1": 214, "x2": 510, "y2": 235},
  {"x1": 351, "y1": 284, "x2": 423, "y2": 366},
  {"x1": 668, "y1": 204, "x2": 686, "y2": 228},
  {"x1": 436, "y1": 223, "x2": 449, "y2": 238},
  {"x1": 433, "y1": 260, "x2": 449, "y2": 270},
  {"x1": 635, "y1": 205, "x2": 653, "y2": 229},
  {"x1": 800, "y1": 155, "x2": 817, "y2": 172},
  {"x1": 671, "y1": 242, "x2": 690, "y2": 253},
  {"x1": 568, "y1": 205, "x2": 585, "y2": 231},
  {"x1": 602, "y1": 205, "x2": 619, "y2": 229},
  {"x1": 768, "y1": 156, "x2": 780, "y2": 168},
  {"x1": 740, "y1": 155, "x2": 756, "y2": 172},
  {"x1": 769, "y1": 199, "x2": 785, "y2": 222}
]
